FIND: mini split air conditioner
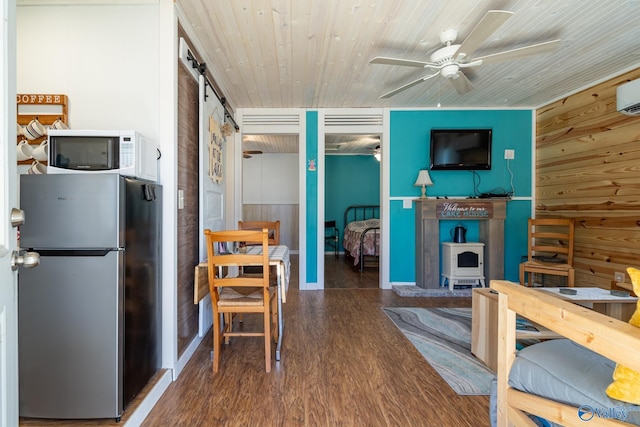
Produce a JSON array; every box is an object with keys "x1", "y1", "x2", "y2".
[{"x1": 617, "y1": 79, "x2": 640, "y2": 116}]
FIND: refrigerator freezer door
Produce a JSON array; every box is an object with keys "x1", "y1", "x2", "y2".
[
  {"x1": 18, "y1": 250, "x2": 124, "y2": 419},
  {"x1": 19, "y1": 174, "x2": 123, "y2": 249}
]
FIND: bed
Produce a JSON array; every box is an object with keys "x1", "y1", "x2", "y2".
[
  {"x1": 490, "y1": 279, "x2": 640, "y2": 427},
  {"x1": 342, "y1": 205, "x2": 380, "y2": 271}
]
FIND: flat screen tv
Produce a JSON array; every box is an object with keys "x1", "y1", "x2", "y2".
[{"x1": 430, "y1": 129, "x2": 492, "y2": 170}]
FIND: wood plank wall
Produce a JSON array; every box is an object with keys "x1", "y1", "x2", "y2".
[
  {"x1": 536, "y1": 68, "x2": 640, "y2": 288},
  {"x1": 243, "y1": 204, "x2": 299, "y2": 250},
  {"x1": 176, "y1": 26, "x2": 200, "y2": 356}
]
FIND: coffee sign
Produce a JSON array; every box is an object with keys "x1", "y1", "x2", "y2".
[
  {"x1": 436, "y1": 201, "x2": 493, "y2": 219},
  {"x1": 17, "y1": 94, "x2": 65, "y2": 105}
]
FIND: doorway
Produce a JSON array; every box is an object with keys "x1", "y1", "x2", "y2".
[
  {"x1": 324, "y1": 134, "x2": 380, "y2": 289},
  {"x1": 316, "y1": 108, "x2": 388, "y2": 290},
  {"x1": 241, "y1": 133, "x2": 300, "y2": 251},
  {"x1": 234, "y1": 108, "x2": 307, "y2": 289}
]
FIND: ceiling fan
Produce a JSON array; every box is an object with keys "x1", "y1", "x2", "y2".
[
  {"x1": 243, "y1": 150, "x2": 262, "y2": 159},
  {"x1": 369, "y1": 10, "x2": 561, "y2": 98}
]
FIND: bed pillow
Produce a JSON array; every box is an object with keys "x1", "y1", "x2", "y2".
[{"x1": 605, "y1": 267, "x2": 640, "y2": 405}]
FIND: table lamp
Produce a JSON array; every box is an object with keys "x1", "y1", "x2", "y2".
[{"x1": 414, "y1": 170, "x2": 433, "y2": 198}]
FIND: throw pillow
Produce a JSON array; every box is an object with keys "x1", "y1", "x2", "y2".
[{"x1": 605, "y1": 267, "x2": 640, "y2": 404}]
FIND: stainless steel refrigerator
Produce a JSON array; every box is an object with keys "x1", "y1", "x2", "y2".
[{"x1": 18, "y1": 174, "x2": 162, "y2": 420}]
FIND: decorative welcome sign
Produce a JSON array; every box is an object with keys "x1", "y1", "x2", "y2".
[{"x1": 436, "y1": 201, "x2": 493, "y2": 219}]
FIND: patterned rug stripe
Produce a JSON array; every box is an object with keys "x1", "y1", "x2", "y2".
[{"x1": 382, "y1": 307, "x2": 495, "y2": 395}]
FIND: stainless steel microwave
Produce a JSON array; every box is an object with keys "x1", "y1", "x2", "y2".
[{"x1": 47, "y1": 130, "x2": 157, "y2": 181}]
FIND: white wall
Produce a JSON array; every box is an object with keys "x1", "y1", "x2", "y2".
[
  {"x1": 242, "y1": 153, "x2": 298, "y2": 204},
  {"x1": 17, "y1": 4, "x2": 160, "y2": 138}
]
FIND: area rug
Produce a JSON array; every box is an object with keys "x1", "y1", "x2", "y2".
[
  {"x1": 382, "y1": 307, "x2": 494, "y2": 395},
  {"x1": 392, "y1": 285, "x2": 474, "y2": 297}
]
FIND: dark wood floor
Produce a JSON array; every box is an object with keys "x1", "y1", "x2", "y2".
[
  {"x1": 21, "y1": 255, "x2": 490, "y2": 427},
  {"x1": 324, "y1": 253, "x2": 379, "y2": 288}
]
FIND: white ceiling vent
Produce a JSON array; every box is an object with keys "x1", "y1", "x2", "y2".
[
  {"x1": 242, "y1": 114, "x2": 300, "y2": 126},
  {"x1": 617, "y1": 79, "x2": 640, "y2": 116},
  {"x1": 324, "y1": 114, "x2": 383, "y2": 127}
]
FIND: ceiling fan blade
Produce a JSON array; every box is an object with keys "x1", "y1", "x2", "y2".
[
  {"x1": 369, "y1": 56, "x2": 440, "y2": 69},
  {"x1": 458, "y1": 59, "x2": 482, "y2": 69},
  {"x1": 448, "y1": 72, "x2": 475, "y2": 95},
  {"x1": 244, "y1": 150, "x2": 263, "y2": 155},
  {"x1": 456, "y1": 10, "x2": 513, "y2": 62},
  {"x1": 472, "y1": 39, "x2": 561, "y2": 65},
  {"x1": 379, "y1": 73, "x2": 440, "y2": 98},
  {"x1": 243, "y1": 154, "x2": 252, "y2": 159}
]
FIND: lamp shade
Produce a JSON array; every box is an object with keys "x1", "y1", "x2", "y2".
[{"x1": 414, "y1": 170, "x2": 433, "y2": 187}]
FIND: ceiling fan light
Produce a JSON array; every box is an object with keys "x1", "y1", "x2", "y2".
[{"x1": 441, "y1": 64, "x2": 460, "y2": 79}]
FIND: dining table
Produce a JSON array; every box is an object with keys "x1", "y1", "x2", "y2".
[{"x1": 194, "y1": 244, "x2": 290, "y2": 361}]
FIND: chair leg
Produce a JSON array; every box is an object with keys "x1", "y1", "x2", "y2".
[
  {"x1": 519, "y1": 264, "x2": 526, "y2": 286},
  {"x1": 271, "y1": 295, "x2": 279, "y2": 343},
  {"x1": 264, "y1": 306, "x2": 271, "y2": 373},
  {"x1": 568, "y1": 268, "x2": 575, "y2": 287},
  {"x1": 213, "y1": 312, "x2": 222, "y2": 373},
  {"x1": 223, "y1": 313, "x2": 232, "y2": 344}
]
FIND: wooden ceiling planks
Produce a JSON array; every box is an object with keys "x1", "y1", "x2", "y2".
[{"x1": 177, "y1": 0, "x2": 640, "y2": 109}]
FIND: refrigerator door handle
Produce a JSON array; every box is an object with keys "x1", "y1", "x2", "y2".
[
  {"x1": 34, "y1": 249, "x2": 116, "y2": 257},
  {"x1": 11, "y1": 250, "x2": 40, "y2": 271},
  {"x1": 11, "y1": 207, "x2": 25, "y2": 227}
]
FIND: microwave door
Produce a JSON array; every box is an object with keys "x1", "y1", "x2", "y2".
[
  {"x1": 19, "y1": 174, "x2": 124, "y2": 250},
  {"x1": 49, "y1": 135, "x2": 117, "y2": 171}
]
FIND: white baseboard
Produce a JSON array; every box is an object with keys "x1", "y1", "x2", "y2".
[
  {"x1": 174, "y1": 333, "x2": 205, "y2": 379},
  {"x1": 389, "y1": 281, "x2": 417, "y2": 287},
  {"x1": 301, "y1": 281, "x2": 319, "y2": 290},
  {"x1": 123, "y1": 369, "x2": 172, "y2": 427}
]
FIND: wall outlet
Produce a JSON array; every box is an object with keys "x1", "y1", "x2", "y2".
[
  {"x1": 504, "y1": 149, "x2": 515, "y2": 160},
  {"x1": 615, "y1": 271, "x2": 625, "y2": 283}
]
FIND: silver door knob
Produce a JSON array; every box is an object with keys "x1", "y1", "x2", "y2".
[
  {"x1": 11, "y1": 208, "x2": 25, "y2": 227},
  {"x1": 11, "y1": 251, "x2": 40, "y2": 271}
]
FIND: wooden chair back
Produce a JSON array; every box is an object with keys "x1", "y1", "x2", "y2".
[
  {"x1": 204, "y1": 228, "x2": 275, "y2": 372},
  {"x1": 520, "y1": 217, "x2": 575, "y2": 287},
  {"x1": 238, "y1": 220, "x2": 280, "y2": 245},
  {"x1": 526, "y1": 218, "x2": 575, "y2": 265}
]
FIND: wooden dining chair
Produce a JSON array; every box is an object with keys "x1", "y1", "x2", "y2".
[
  {"x1": 519, "y1": 218, "x2": 575, "y2": 287},
  {"x1": 238, "y1": 220, "x2": 280, "y2": 245},
  {"x1": 325, "y1": 220, "x2": 339, "y2": 258},
  {"x1": 238, "y1": 220, "x2": 280, "y2": 278},
  {"x1": 204, "y1": 228, "x2": 278, "y2": 373}
]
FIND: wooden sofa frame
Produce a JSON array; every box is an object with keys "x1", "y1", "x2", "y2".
[{"x1": 491, "y1": 280, "x2": 640, "y2": 427}]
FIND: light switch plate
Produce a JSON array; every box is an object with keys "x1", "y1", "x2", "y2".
[
  {"x1": 403, "y1": 199, "x2": 412, "y2": 209},
  {"x1": 504, "y1": 149, "x2": 515, "y2": 160},
  {"x1": 178, "y1": 189, "x2": 184, "y2": 210}
]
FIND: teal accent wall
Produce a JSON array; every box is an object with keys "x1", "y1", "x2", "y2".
[
  {"x1": 504, "y1": 200, "x2": 531, "y2": 280},
  {"x1": 306, "y1": 111, "x2": 318, "y2": 283},
  {"x1": 304, "y1": 109, "x2": 532, "y2": 285},
  {"x1": 389, "y1": 110, "x2": 532, "y2": 283},
  {"x1": 325, "y1": 155, "x2": 380, "y2": 248}
]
